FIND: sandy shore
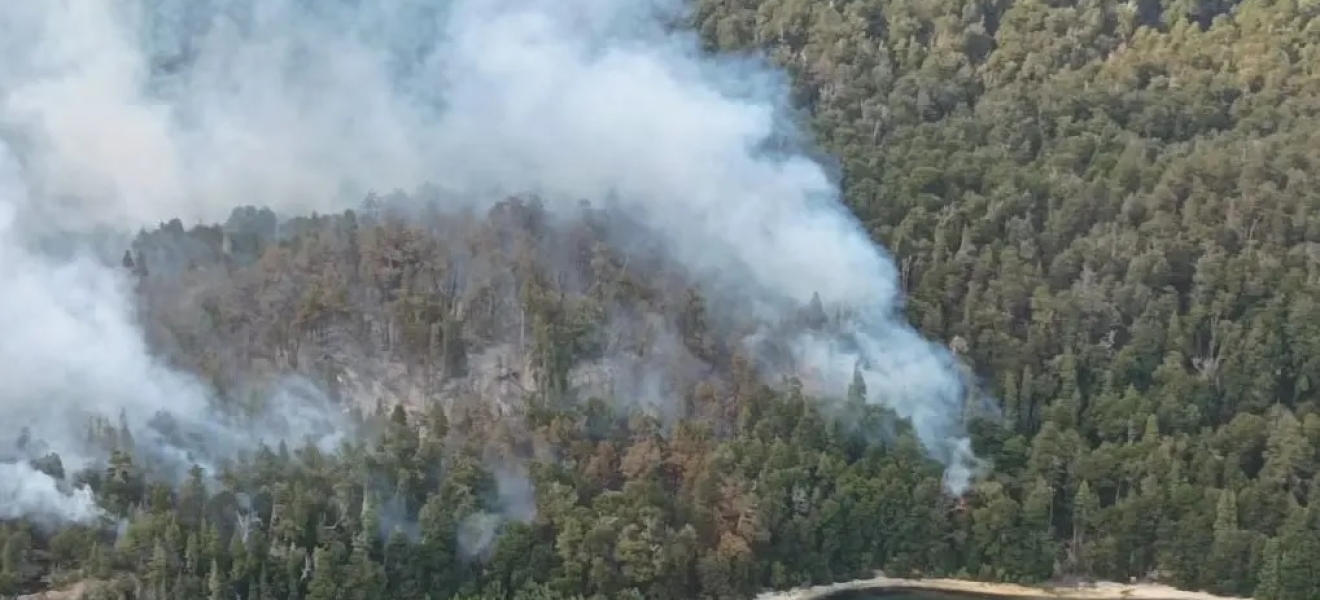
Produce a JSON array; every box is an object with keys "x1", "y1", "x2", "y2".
[
  {"x1": 756, "y1": 574, "x2": 1252, "y2": 600},
  {"x1": 14, "y1": 575, "x2": 1251, "y2": 600}
]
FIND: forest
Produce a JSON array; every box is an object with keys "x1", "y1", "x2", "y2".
[{"x1": 5, "y1": 0, "x2": 1320, "y2": 599}]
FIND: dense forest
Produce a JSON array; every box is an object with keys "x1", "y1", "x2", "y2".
[{"x1": 6, "y1": 0, "x2": 1320, "y2": 599}]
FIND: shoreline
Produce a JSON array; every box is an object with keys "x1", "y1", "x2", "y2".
[{"x1": 755, "y1": 575, "x2": 1253, "y2": 600}]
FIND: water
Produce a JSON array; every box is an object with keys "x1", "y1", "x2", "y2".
[{"x1": 820, "y1": 591, "x2": 1045, "y2": 600}]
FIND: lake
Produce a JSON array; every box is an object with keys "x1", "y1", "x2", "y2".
[
  {"x1": 820, "y1": 591, "x2": 1189, "y2": 600},
  {"x1": 818, "y1": 591, "x2": 1046, "y2": 600}
]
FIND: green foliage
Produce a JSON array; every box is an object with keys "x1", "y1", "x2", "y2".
[{"x1": 12, "y1": 0, "x2": 1320, "y2": 598}]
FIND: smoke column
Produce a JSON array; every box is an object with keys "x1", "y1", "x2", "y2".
[{"x1": 0, "y1": 0, "x2": 985, "y2": 522}]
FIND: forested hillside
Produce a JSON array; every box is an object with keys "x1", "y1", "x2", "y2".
[{"x1": 5, "y1": 0, "x2": 1320, "y2": 599}]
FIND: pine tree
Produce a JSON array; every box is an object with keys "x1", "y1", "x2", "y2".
[
  {"x1": 208, "y1": 559, "x2": 228, "y2": 600},
  {"x1": 1256, "y1": 537, "x2": 1281, "y2": 600}
]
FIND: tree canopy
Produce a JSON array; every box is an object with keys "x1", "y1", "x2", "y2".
[{"x1": 7, "y1": 0, "x2": 1320, "y2": 599}]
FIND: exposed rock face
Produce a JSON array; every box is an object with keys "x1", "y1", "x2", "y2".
[{"x1": 13, "y1": 581, "x2": 89, "y2": 600}]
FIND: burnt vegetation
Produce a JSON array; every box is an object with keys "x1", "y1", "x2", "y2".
[{"x1": 7, "y1": 0, "x2": 1320, "y2": 599}]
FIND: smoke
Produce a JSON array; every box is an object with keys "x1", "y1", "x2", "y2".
[
  {"x1": 409, "y1": 0, "x2": 989, "y2": 491},
  {"x1": 0, "y1": 0, "x2": 985, "y2": 532},
  {"x1": 0, "y1": 141, "x2": 347, "y2": 522},
  {"x1": 457, "y1": 466, "x2": 538, "y2": 560},
  {"x1": 0, "y1": 183, "x2": 348, "y2": 521},
  {"x1": 0, "y1": 462, "x2": 104, "y2": 527}
]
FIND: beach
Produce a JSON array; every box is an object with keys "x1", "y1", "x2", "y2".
[{"x1": 756, "y1": 575, "x2": 1252, "y2": 600}]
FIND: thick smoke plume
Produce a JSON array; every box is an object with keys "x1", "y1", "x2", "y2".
[
  {"x1": 0, "y1": 0, "x2": 985, "y2": 528},
  {"x1": 0, "y1": 170, "x2": 348, "y2": 522},
  {"x1": 0, "y1": 462, "x2": 102, "y2": 526}
]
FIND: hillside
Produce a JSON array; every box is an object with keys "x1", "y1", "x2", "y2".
[{"x1": 3, "y1": 0, "x2": 1320, "y2": 599}]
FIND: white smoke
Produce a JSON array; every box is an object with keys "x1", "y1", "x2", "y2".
[
  {"x1": 0, "y1": 0, "x2": 986, "y2": 530},
  {"x1": 457, "y1": 466, "x2": 538, "y2": 560},
  {"x1": 0, "y1": 462, "x2": 103, "y2": 526},
  {"x1": 0, "y1": 141, "x2": 346, "y2": 522}
]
